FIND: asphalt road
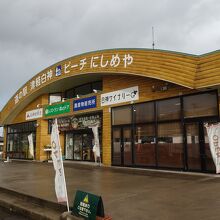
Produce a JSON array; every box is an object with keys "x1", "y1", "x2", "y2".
[{"x1": 0, "y1": 161, "x2": 220, "y2": 220}]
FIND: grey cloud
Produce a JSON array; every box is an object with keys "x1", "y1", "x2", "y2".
[{"x1": 1, "y1": 0, "x2": 220, "y2": 110}]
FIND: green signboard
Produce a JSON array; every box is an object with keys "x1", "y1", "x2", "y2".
[
  {"x1": 44, "y1": 102, "x2": 70, "y2": 117},
  {"x1": 72, "y1": 190, "x2": 105, "y2": 220}
]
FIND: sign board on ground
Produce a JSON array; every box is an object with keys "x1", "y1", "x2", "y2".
[{"x1": 72, "y1": 190, "x2": 105, "y2": 220}]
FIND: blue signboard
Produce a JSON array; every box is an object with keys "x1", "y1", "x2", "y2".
[{"x1": 73, "y1": 96, "x2": 97, "y2": 111}]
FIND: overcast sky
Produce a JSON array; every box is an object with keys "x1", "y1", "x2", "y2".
[{"x1": 0, "y1": 0, "x2": 220, "y2": 112}]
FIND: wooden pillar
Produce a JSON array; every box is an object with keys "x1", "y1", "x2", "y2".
[
  {"x1": 102, "y1": 107, "x2": 111, "y2": 166},
  {"x1": 3, "y1": 126, "x2": 7, "y2": 159}
]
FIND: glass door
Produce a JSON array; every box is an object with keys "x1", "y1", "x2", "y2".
[
  {"x1": 112, "y1": 128, "x2": 121, "y2": 165},
  {"x1": 185, "y1": 122, "x2": 216, "y2": 172},
  {"x1": 73, "y1": 134, "x2": 82, "y2": 160},
  {"x1": 185, "y1": 123, "x2": 202, "y2": 171},
  {"x1": 65, "y1": 133, "x2": 73, "y2": 159},
  {"x1": 82, "y1": 133, "x2": 93, "y2": 161},
  {"x1": 112, "y1": 126, "x2": 132, "y2": 166},
  {"x1": 67, "y1": 132, "x2": 98, "y2": 162},
  {"x1": 123, "y1": 127, "x2": 132, "y2": 166}
]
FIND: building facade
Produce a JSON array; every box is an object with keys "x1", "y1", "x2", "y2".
[{"x1": 0, "y1": 48, "x2": 220, "y2": 173}]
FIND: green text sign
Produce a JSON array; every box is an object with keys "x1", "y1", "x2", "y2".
[
  {"x1": 44, "y1": 102, "x2": 70, "y2": 117},
  {"x1": 72, "y1": 190, "x2": 105, "y2": 220}
]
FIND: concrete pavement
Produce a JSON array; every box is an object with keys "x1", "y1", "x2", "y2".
[
  {"x1": 0, "y1": 206, "x2": 28, "y2": 220},
  {"x1": 0, "y1": 161, "x2": 220, "y2": 219}
]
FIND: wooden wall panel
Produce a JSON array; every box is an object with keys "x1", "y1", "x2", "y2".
[
  {"x1": 12, "y1": 94, "x2": 48, "y2": 124},
  {"x1": 196, "y1": 52, "x2": 220, "y2": 88},
  {"x1": 1, "y1": 49, "x2": 198, "y2": 125},
  {"x1": 3, "y1": 49, "x2": 220, "y2": 125}
]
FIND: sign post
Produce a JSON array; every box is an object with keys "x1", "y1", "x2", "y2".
[{"x1": 51, "y1": 119, "x2": 70, "y2": 211}]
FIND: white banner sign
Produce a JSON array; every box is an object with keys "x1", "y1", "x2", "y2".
[
  {"x1": 91, "y1": 126, "x2": 100, "y2": 158},
  {"x1": 51, "y1": 119, "x2": 69, "y2": 204},
  {"x1": 26, "y1": 108, "x2": 43, "y2": 120},
  {"x1": 28, "y1": 133, "x2": 34, "y2": 159},
  {"x1": 205, "y1": 123, "x2": 220, "y2": 173},
  {"x1": 101, "y1": 86, "x2": 139, "y2": 106}
]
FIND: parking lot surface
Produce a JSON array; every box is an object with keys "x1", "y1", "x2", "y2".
[{"x1": 0, "y1": 161, "x2": 220, "y2": 220}]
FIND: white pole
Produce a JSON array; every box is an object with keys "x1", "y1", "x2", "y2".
[
  {"x1": 152, "y1": 26, "x2": 155, "y2": 50},
  {"x1": 57, "y1": 119, "x2": 70, "y2": 212},
  {"x1": 60, "y1": 148, "x2": 70, "y2": 212}
]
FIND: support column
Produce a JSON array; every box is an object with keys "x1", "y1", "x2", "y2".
[
  {"x1": 3, "y1": 126, "x2": 7, "y2": 159},
  {"x1": 102, "y1": 107, "x2": 111, "y2": 166}
]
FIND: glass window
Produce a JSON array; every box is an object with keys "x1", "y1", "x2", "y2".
[
  {"x1": 7, "y1": 122, "x2": 36, "y2": 134},
  {"x1": 6, "y1": 122, "x2": 36, "y2": 159},
  {"x1": 73, "y1": 134, "x2": 82, "y2": 160},
  {"x1": 92, "y1": 81, "x2": 102, "y2": 92},
  {"x1": 157, "y1": 122, "x2": 184, "y2": 168},
  {"x1": 64, "y1": 81, "x2": 102, "y2": 98},
  {"x1": 75, "y1": 84, "x2": 91, "y2": 96},
  {"x1": 66, "y1": 133, "x2": 73, "y2": 160},
  {"x1": 112, "y1": 106, "x2": 132, "y2": 125},
  {"x1": 123, "y1": 127, "x2": 132, "y2": 166},
  {"x1": 157, "y1": 98, "x2": 181, "y2": 121},
  {"x1": 186, "y1": 123, "x2": 201, "y2": 171},
  {"x1": 183, "y1": 92, "x2": 218, "y2": 118},
  {"x1": 134, "y1": 102, "x2": 154, "y2": 123},
  {"x1": 112, "y1": 128, "x2": 121, "y2": 165},
  {"x1": 134, "y1": 124, "x2": 156, "y2": 166},
  {"x1": 7, "y1": 134, "x2": 14, "y2": 151},
  {"x1": 65, "y1": 89, "x2": 75, "y2": 99},
  {"x1": 82, "y1": 133, "x2": 92, "y2": 161},
  {"x1": 11, "y1": 125, "x2": 17, "y2": 133},
  {"x1": 49, "y1": 93, "x2": 62, "y2": 104}
]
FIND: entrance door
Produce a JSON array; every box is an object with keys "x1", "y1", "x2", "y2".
[
  {"x1": 73, "y1": 134, "x2": 82, "y2": 160},
  {"x1": 185, "y1": 122, "x2": 215, "y2": 172},
  {"x1": 71, "y1": 133, "x2": 94, "y2": 161},
  {"x1": 82, "y1": 133, "x2": 93, "y2": 161},
  {"x1": 66, "y1": 131, "x2": 98, "y2": 162},
  {"x1": 66, "y1": 133, "x2": 74, "y2": 159},
  {"x1": 112, "y1": 126, "x2": 132, "y2": 166}
]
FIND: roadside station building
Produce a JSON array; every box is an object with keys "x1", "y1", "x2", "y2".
[{"x1": 0, "y1": 48, "x2": 220, "y2": 173}]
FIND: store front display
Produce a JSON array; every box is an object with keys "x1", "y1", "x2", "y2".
[
  {"x1": 49, "y1": 113, "x2": 102, "y2": 162},
  {"x1": 66, "y1": 132, "x2": 94, "y2": 161},
  {"x1": 112, "y1": 91, "x2": 219, "y2": 172},
  {"x1": 6, "y1": 121, "x2": 36, "y2": 159}
]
